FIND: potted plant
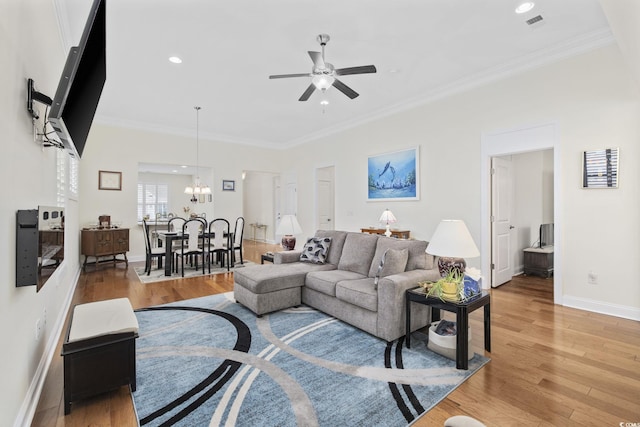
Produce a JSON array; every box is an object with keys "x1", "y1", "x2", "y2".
[{"x1": 425, "y1": 269, "x2": 464, "y2": 302}]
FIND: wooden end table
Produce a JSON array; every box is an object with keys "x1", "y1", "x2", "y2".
[{"x1": 405, "y1": 288, "x2": 491, "y2": 370}]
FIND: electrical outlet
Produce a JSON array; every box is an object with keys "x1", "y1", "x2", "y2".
[
  {"x1": 587, "y1": 271, "x2": 598, "y2": 285},
  {"x1": 35, "y1": 318, "x2": 42, "y2": 341}
]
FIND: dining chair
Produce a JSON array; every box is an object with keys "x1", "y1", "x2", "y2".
[
  {"x1": 208, "y1": 218, "x2": 231, "y2": 272},
  {"x1": 232, "y1": 216, "x2": 245, "y2": 265},
  {"x1": 167, "y1": 216, "x2": 187, "y2": 251},
  {"x1": 168, "y1": 216, "x2": 186, "y2": 232},
  {"x1": 173, "y1": 218, "x2": 206, "y2": 277},
  {"x1": 142, "y1": 219, "x2": 165, "y2": 275}
]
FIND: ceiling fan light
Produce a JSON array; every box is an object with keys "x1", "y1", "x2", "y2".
[{"x1": 312, "y1": 75, "x2": 335, "y2": 91}]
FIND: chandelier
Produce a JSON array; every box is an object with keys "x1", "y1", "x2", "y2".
[{"x1": 184, "y1": 106, "x2": 210, "y2": 201}]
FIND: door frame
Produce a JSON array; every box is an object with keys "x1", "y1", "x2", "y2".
[{"x1": 481, "y1": 122, "x2": 562, "y2": 304}]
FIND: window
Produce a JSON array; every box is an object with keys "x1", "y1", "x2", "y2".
[
  {"x1": 56, "y1": 149, "x2": 66, "y2": 205},
  {"x1": 137, "y1": 183, "x2": 169, "y2": 221}
]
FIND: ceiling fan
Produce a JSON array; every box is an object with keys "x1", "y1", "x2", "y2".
[{"x1": 269, "y1": 34, "x2": 377, "y2": 101}]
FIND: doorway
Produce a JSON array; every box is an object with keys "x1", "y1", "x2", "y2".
[
  {"x1": 316, "y1": 166, "x2": 335, "y2": 231},
  {"x1": 481, "y1": 122, "x2": 562, "y2": 304}
]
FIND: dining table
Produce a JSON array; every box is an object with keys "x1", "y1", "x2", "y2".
[{"x1": 156, "y1": 230, "x2": 233, "y2": 276}]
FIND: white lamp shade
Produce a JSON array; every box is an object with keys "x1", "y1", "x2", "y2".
[
  {"x1": 427, "y1": 220, "x2": 479, "y2": 258},
  {"x1": 276, "y1": 215, "x2": 303, "y2": 235},
  {"x1": 379, "y1": 209, "x2": 397, "y2": 224},
  {"x1": 184, "y1": 185, "x2": 194, "y2": 194}
]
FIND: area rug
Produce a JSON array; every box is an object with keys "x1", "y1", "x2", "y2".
[
  {"x1": 134, "y1": 261, "x2": 254, "y2": 284},
  {"x1": 132, "y1": 293, "x2": 489, "y2": 427}
]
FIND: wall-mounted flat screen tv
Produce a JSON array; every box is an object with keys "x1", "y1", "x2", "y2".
[{"x1": 49, "y1": 0, "x2": 106, "y2": 158}]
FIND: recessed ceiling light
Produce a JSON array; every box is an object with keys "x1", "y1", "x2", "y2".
[
  {"x1": 320, "y1": 100, "x2": 329, "y2": 106},
  {"x1": 168, "y1": 56, "x2": 182, "y2": 64},
  {"x1": 515, "y1": 2, "x2": 535, "y2": 14},
  {"x1": 180, "y1": 165, "x2": 187, "y2": 168}
]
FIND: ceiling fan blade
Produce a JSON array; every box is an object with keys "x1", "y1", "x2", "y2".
[
  {"x1": 298, "y1": 83, "x2": 316, "y2": 101},
  {"x1": 335, "y1": 65, "x2": 377, "y2": 76},
  {"x1": 269, "y1": 73, "x2": 311, "y2": 79},
  {"x1": 332, "y1": 78, "x2": 359, "y2": 99},
  {"x1": 308, "y1": 51, "x2": 325, "y2": 68}
]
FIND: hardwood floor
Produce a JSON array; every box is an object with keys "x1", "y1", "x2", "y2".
[{"x1": 32, "y1": 244, "x2": 640, "y2": 426}]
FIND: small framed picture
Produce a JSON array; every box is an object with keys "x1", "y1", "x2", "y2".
[
  {"x1": 222, "y1": 180, "x2": 235, "y2": 191},
  {"x1": 98, "y1": 170, "x2": 122, "y2": 191}
]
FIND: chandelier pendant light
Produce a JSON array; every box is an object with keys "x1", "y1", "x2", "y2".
[{"x1": 184, "y1": 106, "x2": 211, "y2": 201}]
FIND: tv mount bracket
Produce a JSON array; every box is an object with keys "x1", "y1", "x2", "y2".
[{"x1": 27, "y1": 78, "x2": 52, "y2": 120}]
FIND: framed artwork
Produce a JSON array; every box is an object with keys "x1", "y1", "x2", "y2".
[
  {"x1": 222, "y1": 180, "x2": 235, "y2": 191},
  {"x1": 367, "y1": 147, "x2": 419, "y2": 201},
  {"x1": 582, "y1": 147, "x2": 619, "y2": 189},
  {"x1": 98, "y1": 170, "x2": 122, "y2": 191}
]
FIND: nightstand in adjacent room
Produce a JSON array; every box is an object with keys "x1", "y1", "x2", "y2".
[{"x1": 523, "y1": 246, "x2": 554, "y2": 278}]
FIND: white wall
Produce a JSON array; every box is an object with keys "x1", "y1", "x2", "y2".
[
  {"x1": 243, "y1": 171, "x2": 278, "y2": 243},
  {"x1": 1, "y1": 2, "x2": 82, "y2": 426},
  {"x1": 284, "y1": 44, "x2": 640, "y2": 319},
  {"x1": 79, "y1": 125, "x2": 283, "y2": 260}
]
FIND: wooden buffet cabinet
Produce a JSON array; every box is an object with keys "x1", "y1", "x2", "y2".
[
  {"x1": 81, "y1": 228, "x2": 129, "y2": 271},
  {"x1": 360, "y1": 227, "x2": 410, "y2": 239}
]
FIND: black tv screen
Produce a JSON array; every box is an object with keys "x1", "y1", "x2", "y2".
[{"x1": 49, "y1": 0, "x2": 106, "y2": 158}]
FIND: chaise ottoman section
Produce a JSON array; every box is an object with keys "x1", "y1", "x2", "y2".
[{"x1": 234, "y1": 262, "x2": 336, "y2": 315}]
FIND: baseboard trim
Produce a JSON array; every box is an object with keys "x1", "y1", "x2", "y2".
[
  {"x1": 562, "y1": 295, "x2": 640, "y2": 321},
  {"x1": 14, "y1": 267, "x2": 80, "y2": 427}
]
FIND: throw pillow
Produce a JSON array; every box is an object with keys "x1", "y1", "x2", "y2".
[
  {"x1": 374, "y1": 248, "x2": 409, "y2": 289},
  {"x1": 299, "y1": 237, "x2": 332, "y2": 264}
]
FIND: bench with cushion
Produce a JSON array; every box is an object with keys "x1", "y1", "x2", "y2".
[{"x1": 62, "y1": 297, "x2": 139, "y2": 414}]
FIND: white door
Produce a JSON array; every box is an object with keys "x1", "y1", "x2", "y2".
[
  {"x1": 316, "y1": 166, "x2": 335, "y2": 230},
  {"x1": 491, "y1": 156, "x2": 514, "y2": 287}
]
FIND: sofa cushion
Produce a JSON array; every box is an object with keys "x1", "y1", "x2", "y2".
[
  {"x1": 299, "y1": 237, "x2": 332, "y2": 264},
  {"x1": 337, "y1": 232, "x2": 379, "y2": 276},
  {"x1": 373, "y1": 248, "x2": 409, "y2": 289},
  {"x1": 306, "y1": 269, "x2": 367, "y2": 297},
  {"x1": 368, "y1": 238, "x2": 430, "y2": 278},
  {"x1": 336, "y1": 278, "x2": 378, "y2": 312},
  {"x1": 234, "y1": 263, "x2": 334, "y2": 294},
  {"x1": 314, "y1": 230, "x2": 348, "y2": 266}
]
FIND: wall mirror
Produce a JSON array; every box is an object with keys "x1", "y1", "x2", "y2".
[{"x1": 582, "y1": 147, "x2": 619, "y2": 189}]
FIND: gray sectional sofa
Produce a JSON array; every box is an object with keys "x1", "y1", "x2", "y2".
[{"x1": 233, "y1": 230, "x2": 442, "y2": 342}]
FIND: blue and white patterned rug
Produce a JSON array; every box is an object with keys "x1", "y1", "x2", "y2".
[{"x1": 132, "y1": 293, "x2": 489, "y2": 426}]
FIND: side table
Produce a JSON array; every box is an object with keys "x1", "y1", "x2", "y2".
[
  {"x1": 261, "y1": 252, "x2": 274, "y2": 264},
  {"x1": 405, "y1": 288, "x2": 491, "y2": 370}
]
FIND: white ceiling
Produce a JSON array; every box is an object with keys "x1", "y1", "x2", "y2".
[{"x1": 54, "y1": 0, "x2": 614, "y2": 149}]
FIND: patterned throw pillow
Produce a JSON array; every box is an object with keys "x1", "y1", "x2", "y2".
[
  {"x1": 299, "y1": 237, "x2": 332, "y2": 264},
  {"x1": 374, "y1": 248, "x2": 409, "y2": 289}
]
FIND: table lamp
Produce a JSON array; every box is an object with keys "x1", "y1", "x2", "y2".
[
  {"x1": 379, "y1": 209, "x2": 397, "y2": 238},
  {"x1": 276, "y1": 215, "x2": 303, "y2": 250},
  {"x1": 426, "y1": 219, "x2": 479, "y2": 276}
]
